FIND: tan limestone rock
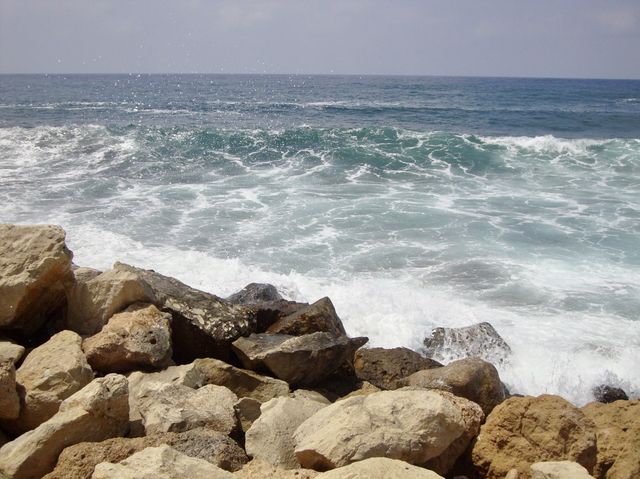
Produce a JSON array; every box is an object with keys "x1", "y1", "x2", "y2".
[
  {"x1": 235, "y1": 397, "x2": 262, "y2": 434},
  {"x1": 316, "y1": 457, "x2": 445, "y2": 478},
  {"x1": 530, "y1": 461, "x2": 594, "y2": 479},
  {"x1": 0, "y1": 360, "x2": 20, "y2": 420},
  {"x1": 0, "y1": 338, "x2": 26, "y2": 365},
  {"x1": 234, "y1": 459, "x2": 319, "y2": 478}
]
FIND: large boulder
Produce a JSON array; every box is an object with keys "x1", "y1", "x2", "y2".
[
  {"x1": 232, "y1": 459, "x2": 319, "y2": 479},
  {"x1": 422, "y1": 322, "x2": 512, "y2": 364},
  {"x1": 232, "y1": 332, "x2": 367, "y2": 386},
  {"x1": 7, "y1": 330, "x2": 93, "y2": 433},
  {"x1": 471, "y1": 395, "x2": 598, "y2": 479},
  {"x1": 113, "y1": 263, "x2": 256, "y2": 362},
  {"x1": 83, "y1": 303, "x2": 173, "y2": 373},
  {"x1": 136, "y1": 382, "x2": 238, "y2": 436},
  {"x1": 0, "y1": 338, "x2": 26, "y2": 365},
  {"x1": 91, "y1": 445, "x2": 235, "y2": 479},
  {"x1": 582, "y1": 399, "x2": 640, "y2": 479},
  {"x1": 316, "y1": 457, "x2": 445, "y2": 478},
  {"x1": 293, "y1": 389, "x2": 483, "y2": 475},
  {"x1": 530, "y1": 461, "x2": 594, "y2": 479},
  {"x1": 43, "y1": 427, "x2": 248, "y2": 478},
  {"x1": 353, "y1": 347, "x2": 442, "y2": 390},
  {"x1": 267, "y1": 297, "x2": 346, "y2": 338},
  {"x1": 400, "y1": 357, "x2": 505, "y2": 415},
  {"x1": 245, "y1": 397, "x2": 327, "y2": 469},
  {"x1": 0, "y1": 374, "x2": 129, "y2": 479},
  {"x1": 0, "y1": 224, "x2": 74, "y2": 334},
  {"x1": 0, "y1": 361, "x2": 20, "y2": 420}
]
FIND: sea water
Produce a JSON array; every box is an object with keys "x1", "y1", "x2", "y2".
[{"x1": 1, "y1": 74, "x2": 639, "y2": 404}]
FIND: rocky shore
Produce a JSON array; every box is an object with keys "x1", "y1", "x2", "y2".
[{"x1": 0, "y1": 224, "x2": 637, "y2": 479}]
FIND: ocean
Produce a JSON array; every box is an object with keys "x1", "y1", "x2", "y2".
[{"x1": 1, "y1": 74, "x2": 639, "y2": 404}]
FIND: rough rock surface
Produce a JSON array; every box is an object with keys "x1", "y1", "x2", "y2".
[
  {"x1": 315, "y1": 458, "x2": 445, "y2": 479},
  {"x1": 400, "y1": 357, "x2": 505, "y2": 415},
  {"x1": 9, "y1": 330, "x2": 93, "y2": 432},
  {"x1": 137, "y1": 382, "x2": 238, "y2": 435},
  {"x1": 83, "y1": 303, "x2": 173, "y2": 373},
  {"x1": 267, "y1": 297, "x2": 346, "y2": 338},
  {"x1": 471, "y1": 395, "x2": 598, "y2": 479},
  {"x1": 592, "y1": 385, "x2": 629, "y2": 403},
  {"x1": 91, "y1": 445, "x2": 235, "y2": 479},
  {"x1": 232, "y1": 332, "x2": 367, "y2": 386},
  {"x1": 530, "y1": 461, "x2": 594, "y2": 479},
  {"x1": 113, "y1": 263, "x2": 256, "y2": 362},
  {"x1": 582, "y1": 399, "x2": 640, "y2": 479},
  {"x1": 44, "y1": 428, "x2": 248, "y2": 479},
  {"x1": 227, "y1": 283, "x2": 282, "y2": 305},
  {"x1": 235, "y1": 397, "x2": 262, "y2": 433},
  {"x1": 234, "y1": 459, "x2": 319, "y2": 479},
  {"x1": 0, "y1": 224, "x2": 74, "y2": 334},
  {"x1": 0, "y1": 374, "x2": 129, "y2": 479},
  {"x1": 293, "y1": 389, "x2": 483, "y2": 474},
  {"x1": 353, "y1": 347, "x2": 442, "y2": 390},
  {"x1": 340, "y1": 381, "x2": 381, "y2": 399},
  {"x1": 0, "y1": 360, "x2": 20, "y2": 420},
  {"x1": 422, "y1": 322, "x2": 512, "y2": 364},
  {"x1": 246, "y1": 397, "x2": 327, "y2": 469},
  {"x1": 0, "y1": 338, "x2": 26, "y2": 365}
]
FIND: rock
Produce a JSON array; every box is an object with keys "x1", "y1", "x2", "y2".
[
  {"x1": 0, "y1": 338, "x2": 26, "y2": 365},
  {"x1": 315, "y1": 457, "x2": 445, "y2": 478},
  {"x1": 353, "y1": 347, "x2": 442, "y2": 390},
  {"x1": 530, "y1": 461, "x2": 594, "y2": 479},
  {"x1": 592, "y1": 384, "x2": 629, "y2": 403},
  {"x1": 341, "y1": 381, "x2": 381, "y2": 399},
  {"x1": 232, "y1": 332, "x2": 367, "y2": 386},
  {"x1": 91, "y1": 445, "x2": 236, "y2": 479},
  {"x1": 113, "y1": 263, "x2": 256, "y2": 362},
  {"x1": 44, "y1": 428, "x2": 248, "y2": 479},
  {"x1": 246, "y1": 397, "x2": 327, "y2": 469},
  {"x1": 471, "y1": 395, "x2": 597, "y2": 479},
  {"x1": 400, "y1": 357, "x2": 505, "y2": 415},
  {"x1": 290, "y1": 389, "x2": 332, "y2": 405},
  {"x1": 234, "y1": 459, "x2": 319, "y2": 479},
  {"x1": 0, "y1": 374, "x2": 129, "y2": 479},
  {"x1": 0, "y1": 361, "x2": 20, "y2": 420},
  {"x1": 83, "y1": 303, "x2": 173, "y2": 373},
  {"x1": 293, "y1": 389, "x2": 483, "y2": 474},
  {"x1": 7, "y1": 330, "x2": 93, "y2": 433},
  {"x1": 235, "y1": 397, "x2": 262, "y2": 434},
  {"x1": 0, "y1": 429, "x2": 8, "y2": 448},
  {"x1": 227, "y1": 283, "x2": 283, "y2": 305},
  {"x1": 267, "y1": 298, "x2": 346, "y2": 338},
  {"x1": 422, "y1": 322, "x2": 512, "y2": 364},
  {"x1": 0, "y1": 224, "x2": 74, "y2": 334},
  {"x1": 137, "y1": 382, "x2": 238, "y2": 436},
  {"x1": 505, "y1": 469, "x2": 520, "y2": 479},
  {"x1": 66, "y1": 267, "x2": 152, "y2": 335},
  {"x1": 582, "y1": 400, "x2": 640, "y2": 479}
]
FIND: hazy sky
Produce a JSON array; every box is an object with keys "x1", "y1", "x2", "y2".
[{"x1": 1, "y1": 0, "x2": 639, "y2": 78}]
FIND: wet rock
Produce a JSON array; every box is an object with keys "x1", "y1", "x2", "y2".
[
  {"x1": 0, "y1": 361, "x2": 20, "y2": 420},
  {"x1": 232, "y1": 332, "x2": 367, "y2": 386},
  {"x1": 400, "y1": 357, "x2": 505, "y2": 415},
  {"x1": 316, "y1": 457, "x2": 445, "y2": 478},
  {"x1": 0, "y1": 374, "x2": 129, "y2": 479},
  {"x1": 422, "y1": 322, "x2": 512, "y2": 364},
  {"x1": 83, "y1": 303, "x2": 173, "y2": 373},
  {"x1": 471, "y1": 395, "x2": 597, "y2": 479},
  {"x1": 293, "y1": 389, "x2": 483, "y2": 475},
  {"x1": 267, "y1": 297, "x2": 347, "y2": 338},
  {"x1": 0, "y1": 224, "x2": 74, "y2": 334},
  {"x1": 530, "y1": 461, "x2": 593, "y2": 479},
  {"x1": 592, "y1": 384, "x2": 628, "y2": 403},
  {"x1": 234, "y1": 459, "x2": 319, "y2": 479},
  {"x1": 353, "y1": 347, "x2": 442, "y2": 390},
  {"x1": 227, "y1": 283, "x2": 283, "y2": 305},
  {"x1": 0, "y1": 338, "x2": 26, "y2": 365}
]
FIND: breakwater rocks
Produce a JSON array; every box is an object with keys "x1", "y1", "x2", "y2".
[{"x1": 0, "y1": 224, "x2": 637, "y2": 479}]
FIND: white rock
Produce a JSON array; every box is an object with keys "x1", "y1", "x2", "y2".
[
  {"x1": 530, "y1": 461, "x2": 594, "y2": 479},
  {"x1": 316, "y1": 457, "x2": 445, "y2": 478}
]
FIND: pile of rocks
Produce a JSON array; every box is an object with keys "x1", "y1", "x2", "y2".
[{"x1": 0, "y1": 224, "x2": 637, "y2": 479}]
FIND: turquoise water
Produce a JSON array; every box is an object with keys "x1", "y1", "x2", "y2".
[{"x1": 1, "y1": 75, "x2": 639, "y2": 403}]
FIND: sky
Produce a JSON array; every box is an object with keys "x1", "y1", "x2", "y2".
[{"x1": 1, "y1": 0, "x2": 639, "y2": 78}]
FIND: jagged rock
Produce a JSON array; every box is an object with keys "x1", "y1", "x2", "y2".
[
  {"x1": 71, "y1": 266, "x2": 102, "y2": 282},
  {"x1": 235, "y1": 397, "x2": 262, "y2": 433},
  {"x1": 592, "y1": 384, "x2": 628, "y2": 403},
  {"x1": 227, "y1": 283, "x2": 282, "y2": 305},
  {"x1": 0, "y1": 224, "x2": 74, "y2": 334},
  {"x1": 0, "y1": 374, "x2": 129, "y2": 479},
  {"x1": 113, "y1": 263, "x2": 256, "y2": 362},
  {"x1": 471, "y1": 395, "x2": 597, "y2": 479},
  {"x1": 293, "y1": 389, "x2": 483, "y2": 475},
  {"x1": 246, "y1": 397, "x2": 327, "y2": 469},
  {"x1": 43, "y1": 428, "x2": 248, "y2": 479},
  {"x1": 91, "y1": 445, "x2": 235, "y2": 479},
  {"x1": 400, "y1": 357, "x2": 505, "y2": 415},
  {"x1": 66, "y1": 267, "x2": 152, "y2": 335},
  {"x1": 0, "y1": 361, "x2": 20, "y2": 420},
  {"x1": 582, "y1": 399, "x2": 640, "y2": 479},
  {"x1": 0, "y1": 338, "x2": 26, "y2": 365},
  {"x1": 6, "y1": 330, "x2": 93, "y2": 433},
  {"x1": 530, "y1": 461, "x2": 594, "y2": 479},
  {"x1": 83, "y1": 303, "x2": 173, "y2": 373},
  {"x1": 316, "y1": 457, "x2": 445, "y2": 478},
  {"x1": 422, "y1": 322, "x2": 512, "y2": 364},
  {"x1": 267, "y1": 297, "x2": 346, "y2": 338},
  {"x1": 137, "y1": 382, "x2": 238, "y2": 435},
  {"x1": 232, "y1": 332, "x2": 367, "y2": 386},
  {"x1": 353, "y1": 347, "x2": 442, "y2": 390},
  {"x1": 235, "y1": 459, "x2": 319, "y2": 479}
]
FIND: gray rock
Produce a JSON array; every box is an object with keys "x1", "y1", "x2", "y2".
[
  {"x1": 267, "y1": 297, "x2": 347, "y2": 338},
  {"x1": 592, "y1": 384, "x2": 628, "y2": 403},
  {"x1": 227, "y1": 283, "x2": 283, "y2": 305}
]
